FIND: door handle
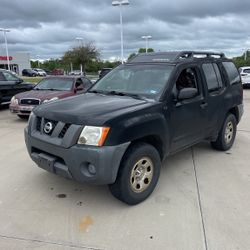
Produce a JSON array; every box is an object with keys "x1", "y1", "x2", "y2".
[{"x1": 200, "y1": 102, "x2": 208, "y2": 109}]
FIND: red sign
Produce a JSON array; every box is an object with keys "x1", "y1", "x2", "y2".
[{"x1": 0, "y1": 56, "x2": 13, "y2": 61}]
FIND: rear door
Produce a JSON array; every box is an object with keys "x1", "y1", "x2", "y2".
[{"x1": 201, "y1": 62, "x2": 227, "y2": 137}]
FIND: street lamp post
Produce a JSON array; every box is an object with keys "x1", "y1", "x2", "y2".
[
  {"x1": 112, "y1": 0, "x2": 130, "y2": 64},
  {"x1": 244, "y1": 49, "x2": 249, "y2": 61},
  {"x1": 75, "y1": 37, "x2": 84, "y2": 74},
  {"x1": 141, "y1": 35, "x2": 152, "y2": 53},
  {"x1": 75, "y1": 37, "x2": 83, "y2": 47},
  {"x1": 0, "y1": 28, "x2": 11, "y2": 70}
]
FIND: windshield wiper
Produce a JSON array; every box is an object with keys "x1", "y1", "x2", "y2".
[
  {"x1": 106, "y1": 91, "x2": 148, "y2": 101},
  {"x1": 88, "y1": 90, "x2": 109, "y2": 94}
]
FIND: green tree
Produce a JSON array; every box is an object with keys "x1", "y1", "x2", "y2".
[
  {"x1": 62, "y1": 42, "x2": 100, "y2": 71},
  {"x1": 232, "y1": 52, "x2": 250, "y2": 68},
  {"x1": 138, "y1": 48, "x2": 154, "y2": 53}
]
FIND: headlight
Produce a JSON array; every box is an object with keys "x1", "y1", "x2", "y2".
[
  {"x1": 78, "y1": 126, "x2": 110, "y2": 146},
  {"x1": 43, "y1": 97, "x2": 59, "y2": 103},
  {"x1": 11, "y1": 96, "x2": 18, "y2": 105}
]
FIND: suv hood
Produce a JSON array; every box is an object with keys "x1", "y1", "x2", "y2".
[
  {"x1": 16, "y1": 89, "x2": 72, "y2": 101},
  {"x1": 34, "y1": 92, "x2": 154, "y2": 125}
]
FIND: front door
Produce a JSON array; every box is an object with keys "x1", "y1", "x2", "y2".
[{"x1": 168, "y1": 65, "x2": 207, "y2": 153}]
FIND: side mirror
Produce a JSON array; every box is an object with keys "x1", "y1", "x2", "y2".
[
  {"x1": 16, "y1": 79, "x2": 23, "y2": 84},
  {"x1": 178, "y1": 88, "x2": 198, "y2": 100}
]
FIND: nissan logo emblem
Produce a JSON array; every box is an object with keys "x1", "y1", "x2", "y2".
[{"x1": 44, "y1": 122, "x2": 53, "y2": 134}]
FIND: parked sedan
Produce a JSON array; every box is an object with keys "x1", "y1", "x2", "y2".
[
  {"x1": 0, "y1": 69, "x2": 34, "y2": 105},
  {"x1": 9, "y1": 76, "x2": 92, "y2": 118}
]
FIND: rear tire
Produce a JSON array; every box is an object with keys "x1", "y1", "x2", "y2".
[
  {"x1": 211, "y1": 113, "x2": 237, "y2": 151},
  {"x1": 109, "y1": 143, "x2": 161, "y2": 205}
]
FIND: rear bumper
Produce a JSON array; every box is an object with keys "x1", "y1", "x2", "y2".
[{"x1": 25, "y1": 128, "x2": 130, "y2": 185}]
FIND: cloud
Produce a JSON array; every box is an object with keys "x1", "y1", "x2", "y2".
[{"x1": 0, "y1": 0, "x2": 249, "y2": 60}]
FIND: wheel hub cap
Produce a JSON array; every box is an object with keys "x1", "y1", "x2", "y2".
[
  {"x1": 130, "y1": 157, "x2": 154, "y2": 193},
  {"x1": 225, "y1": 121, "x2": 234, "y2": 144}
]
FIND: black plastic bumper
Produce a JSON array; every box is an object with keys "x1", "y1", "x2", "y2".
[{"x1": 25, "y1": 128, "x2": 130, "y2": 185}]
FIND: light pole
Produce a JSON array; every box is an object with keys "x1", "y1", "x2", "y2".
[
  {"x1": 0, "y1": 28, "x2": 11, "y2": 70},
  {"x1": 112, "y1": 0, "x2": 130, "y2": 64},
  {"x1": 75, "y1": 37, "x2": 84, "y2": 74},
  {"x1": 244, "y1": 49, "x2": 249, "y2": 61},
  {"x1": 75, "y1": 37, "x2": 83, "y2": 47},
  {"x1": 36, "y1": 55, "x2": 40, "y2": 68},
  {"x1": 141, "y1": 35, "x2": 152, "y2": 53}
]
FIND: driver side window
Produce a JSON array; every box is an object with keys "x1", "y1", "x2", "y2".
[
  {"x1": 173, "y1": 67, "x2": 199, "y2": 99},
  {"x1": 2, "y1": 71, "x2": 18, "y2": 81}
]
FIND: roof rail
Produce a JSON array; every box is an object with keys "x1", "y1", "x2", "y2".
[{"x1": 176, "y1": 51, "x2": 225, "y2": 60}]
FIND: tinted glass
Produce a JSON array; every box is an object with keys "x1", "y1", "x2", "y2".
[
  {"x1": 35, "y1": 78, "x2": 74, "y2": 91},
  {"x1": 91, "y1": 64, "x2": 174, "y2": 99},
  {"x1": 2, "y1": 71, "x2": 19, "y2": 81},
  {"x1": 222, "y1": 62, "x2": 240, "y2": 85},
  {"x1": 202, "y1": 63, "x2": 219, "y2": 91},
  {"x1": 243, "y1": 69, "x2": 250, "y2": 74},
  {"x1": 213, "y1": 63, "x2": 223, "y2": 88}
]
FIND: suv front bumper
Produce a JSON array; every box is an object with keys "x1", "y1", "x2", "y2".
[{"x1": 25, "y1": 128, "x2": 130, "y2": 185}]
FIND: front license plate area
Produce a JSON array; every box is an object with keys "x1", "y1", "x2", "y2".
[{"x1": 37, "y1": 153, "x2": 56, "y2": 172}]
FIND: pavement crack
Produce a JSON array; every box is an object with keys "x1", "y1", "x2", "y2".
[
  {"x1": 0, "y1": 234, "x2": 104, "y2": 250},
  {"x1": 191, "y1": 147, "x2": 208, "y2": 250}
]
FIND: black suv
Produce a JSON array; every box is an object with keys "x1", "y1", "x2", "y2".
[
  {"x1": 0, "y1": 69, "x2": 34, "y2": 105},
  {"x1": 25, "y1": 51, "x2": 243, "y2": 205}
]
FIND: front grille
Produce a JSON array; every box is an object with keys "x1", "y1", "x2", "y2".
[
  {"x1": 59, "y1": 123, "x2": 71, "y2": 138},
  {"x1": 36, "y1": 117, "x2": 42, "y2": 131},
  {"x1": 43, "y1": 119, "x2": 58, "y2": 135},
  {"x1": 20, "y1": 99, "x2": 40, "y2": 105},
  {"x1": 35, "y1": 116, "x2": 71, "y2": 138}
]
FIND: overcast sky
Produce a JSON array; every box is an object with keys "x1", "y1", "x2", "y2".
[{"x1": 0, "y1": 0, "x2": 249, "y2": 61}]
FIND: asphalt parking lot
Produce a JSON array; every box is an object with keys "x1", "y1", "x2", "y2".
[{"x1": 0, "y1": 91, "x2": 250, "y2": 250}]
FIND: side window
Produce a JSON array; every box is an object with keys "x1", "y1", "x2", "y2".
[
  {"x1": 222, "y1": 62, "x2": 240, "y2": 85},
  {"x1": 2, "y1": 71, "x2": 18, "y2": 81},
  {"x1": 0, "y1": 72, "x2": 5, "y2": 81},
  {"x1": 202, "y1": 63, "x2": 222, "y2": 92},
  {"x1": 82, "y1": 78, "x2": 92, "y2": 87},
  {"x1": 213, "y1": 63, "x2": 223, "y2": 88},
  {"x1": 174, "y1": 67, "x2": 200, "y2": 98}
]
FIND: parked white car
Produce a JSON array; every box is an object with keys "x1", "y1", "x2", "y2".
[
  {"x1": 32, "y1": 68, "x2": 47, "y2": 77},
  {"x1": 239, "y1": 67, "x2": 250, "y2": 88}
]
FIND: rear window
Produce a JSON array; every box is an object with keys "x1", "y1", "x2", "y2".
[
  {"x1": 222, "y1": 62, "x2": 241, "y2": 85},
  {"x1": 243, "y1": 68, "x2": 250, "y2": 74},
  {"x1": 202, "y1": 63, "x2": 223, "y2": 92}
]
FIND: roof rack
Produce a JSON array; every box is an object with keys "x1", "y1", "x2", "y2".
[{"x1": 176, "y1": 51, "x2": 225, "y2": 60}]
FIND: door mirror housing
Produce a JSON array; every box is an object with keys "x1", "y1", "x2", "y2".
[
  {"x1": 15, "y1": 79, "x2": 23, "y2": 84},
  {"x1": 178, "y1": 88, "x2": 198, "y2": 100}
]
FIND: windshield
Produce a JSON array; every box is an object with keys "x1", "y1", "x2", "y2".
[
  {"x1": 91, "y1": 64, "x2": 173, "y2": 99},
  {"x1": 34, "y1": 78, "x2": 74, "y2": 91}
]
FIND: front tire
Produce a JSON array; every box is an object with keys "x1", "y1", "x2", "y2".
[
  {"x1": 211, "y1": 113, "x2": 237, "y2": 151},
  {"x1": 109, "y1": 143, "x2": 161, "y2": 205}
]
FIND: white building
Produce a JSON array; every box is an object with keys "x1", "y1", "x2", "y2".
[{"x1": 0, "y1": 52, "x2": 31, "y2": 75}]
